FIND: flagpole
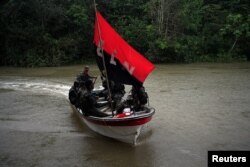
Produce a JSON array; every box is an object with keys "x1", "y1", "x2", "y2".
[{"x1": 93, "y1": 0, "x2": 114, "y2": 116}]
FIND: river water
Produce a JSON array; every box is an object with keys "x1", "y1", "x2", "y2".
[{"x1": 0, "y1": 63, "x2": 250, "y2": 167}]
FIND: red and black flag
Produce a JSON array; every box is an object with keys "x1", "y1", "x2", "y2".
[{"x1": 94, "y1": 10, "x2": 155, "y2": 85}]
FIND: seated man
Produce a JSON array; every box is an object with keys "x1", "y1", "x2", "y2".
[
  {"x1": 79, "y1": 80, "x2": 109, "y2": 117},
  {"x1": 68, "y1": 81, "x2": 79, "y2": 107},
  {"x1": 111, "y1": 81, "x2": 125, "y2": 110},
  {"x1": 99, "y1": 78, "x2": 125, "y2": 110},
  {"x1": 131, "y1": 85, "x2": 148, "y2": 111},
  {"x1": 116, "y1": 84, "x2": 148, "y2": 113}
]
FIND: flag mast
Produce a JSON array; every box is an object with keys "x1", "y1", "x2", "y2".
[{"x1": 93, "y1": 0, "x2": 114, "y2": 115}]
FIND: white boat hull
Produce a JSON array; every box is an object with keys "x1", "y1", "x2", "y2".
[
  {"x1": 83, "y1": 118, "x2": 142, "y2": 144},
  {"x1": 70, "y1": 104, "x2": 154, "y2": 145}
]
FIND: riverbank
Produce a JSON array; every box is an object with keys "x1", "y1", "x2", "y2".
[{"x1": 1, "y1": 62, "x2": 250, "y2": 78}]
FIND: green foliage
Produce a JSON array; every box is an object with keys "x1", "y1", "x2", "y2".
[
  {"x1": 67, "y1": 4, "x2": 88, "y2": 27},
  {"x1": 0, "y1": 0, "x2": 249, "y2": 67},
  {"x1": 0, "y1": 0, "x2": 88, "y2": 67},
  {"x1": 219, "y1": 13, "x2": 250, "y2": 60},
  {"x1": 180, "y1": 0, "x2": 203, "y2": 34},
  {"x1": 221, "y1": 14, "x2": 249, "y2": 39}
]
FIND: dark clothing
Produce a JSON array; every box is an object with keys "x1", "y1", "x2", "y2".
[
  {"x1": 76, "y1": 73, "x2": 96, "y2": 92},
  {"x1": 79, "y1": 90, "x2": 108, "y2": 117},
  {"x1": 100, "y1": 79, "x2": 125, "y2": 110},
  {"x1": 131, "y1": 85, "x2": 148, "y2": 111},
  {"x1": 69, "y1": 85, "x2": 79, "y2": 107},
  {"x1": 76, "y1": 73, "x2": 91, "y2": 83},
  {"x1": 77, "y1": 72, "x2": 97, "y2": 83}
]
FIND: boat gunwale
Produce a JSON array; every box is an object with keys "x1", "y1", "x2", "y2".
[
  {"x1": 71, "y1": 104, "x2": 155, "y2": 126},
  {"x1": 86, "y1": 108, "x2": 155, "y2": 122},
  {"x1": 83, "y1": 113, "x2": 154, "y2": 126}
]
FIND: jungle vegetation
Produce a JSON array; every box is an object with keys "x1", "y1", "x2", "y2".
[{"x1": 0, "y1": 0, "x2": 249, "y2": 67}]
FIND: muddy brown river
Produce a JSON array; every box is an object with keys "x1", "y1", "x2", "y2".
[{"x1": 0, "y1": 63, "x2": 250, "y2": 167}]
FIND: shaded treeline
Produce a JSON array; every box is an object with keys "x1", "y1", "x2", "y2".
[{"x1": 0, "y1": 0, "x2": 249, "y2": 67}]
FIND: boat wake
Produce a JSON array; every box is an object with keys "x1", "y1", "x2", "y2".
[
  {"x1": 135, "y1": 126, "x2": 154, "y2": 146},
  {"x1": 0, "y1": 78, "x2": 71, "y2": 97}
]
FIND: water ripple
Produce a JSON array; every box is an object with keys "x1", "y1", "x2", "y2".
[{"x1": 0, "y1": 78, "x2": 71, "y2": 97}]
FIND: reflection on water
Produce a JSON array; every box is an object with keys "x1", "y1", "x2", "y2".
[{"x1": 0, "y1": 63, "x2": 250, "y2": 167}]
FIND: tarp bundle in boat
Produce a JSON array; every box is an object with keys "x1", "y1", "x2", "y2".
[{"x1": 94, "y1": 11, "x2": 155, "y2": 86}]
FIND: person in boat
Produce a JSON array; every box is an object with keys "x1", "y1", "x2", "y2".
[
  {"x1": 111, "y1": 81, "x2": 125, "y2": 109},
  {"x1": 131, "y1": 84, "x2": 148, "y2": 111},
  {"x1": 77, "y1": 80, "x2": 86, "y2": 105},
  {"x1": 69, "y1": 81, "x2": 80, "y2": 107},
  {"x1": 76, "y1": 66, "x2": 97, "y2": 87},
  {"x1": 79, "y1": 79, "x2": 109, "y2": 117},
  {"x1": 99, "y1": 77, "x2": 125, "y2": 110},
  {"x1": 115, "y1": 84, "x2": 148, "y2": 113}
]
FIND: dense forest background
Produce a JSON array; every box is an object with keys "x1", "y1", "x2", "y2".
[{"x1": 0, "y1": 0, "x2": 249, "y2": 67}]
